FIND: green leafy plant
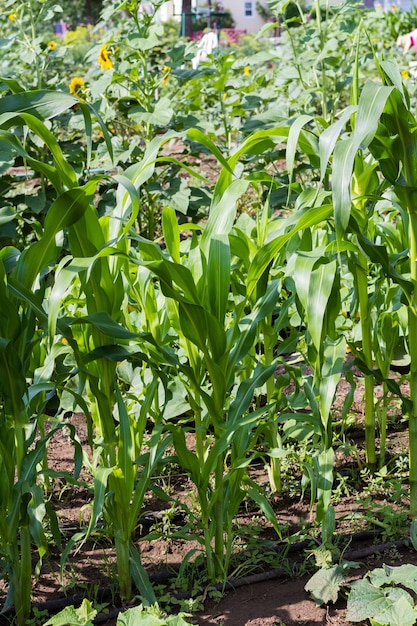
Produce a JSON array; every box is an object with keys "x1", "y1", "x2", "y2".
[
  {"x1": 43, "y1": 598, "x2": 97, "y2": 626},
  {"x1": 42, "y1": 601, "x2": 193, "y2": 626},
  {"x1": 346, "y1": 564, "x2": 417, "y2": 625}
]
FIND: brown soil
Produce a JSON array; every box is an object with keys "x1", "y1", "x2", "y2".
[{"x1": 0, "y1": 373, "x2": 413, "y2": 626}]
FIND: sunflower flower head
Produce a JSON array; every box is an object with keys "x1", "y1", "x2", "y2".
[
  {"x1": 47, "y1": 40, "x2": 57, "y2": 51},
  {"x1": 8, "y1": 13, "x2": 17, "y2": 21},
  {"x1": 243, "y1": 65, "x2": 250, "y2": 76},
  {"x1": 162, "y1": 65, "x2": 171, "y2": 86},
  {"x1": 69, "y1": 76, "x2": 85, "y2": 97},
  {"x1": 98, "y1": 44, "x2": 113, "y2": 71},
  {"x1": 401, "y1": 69, "x2": 410, "y2": 80}
]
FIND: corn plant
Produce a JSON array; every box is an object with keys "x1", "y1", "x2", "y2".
[
  {"x1": 324, "y1": 59, "x2": 417, "y2": 518},
  {"x1": 0, "y1": 85, "x2": 159, "y2": 610},
  {"x1": 0, "y1": 87, "x2": 109, "y2": 623},
  {"x1": 47, "y1": 133, "x2": 191, "y2": 603}
]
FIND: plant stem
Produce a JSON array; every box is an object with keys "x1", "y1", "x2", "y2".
[
  {"x1": 115, "y1": 534, "x2": 131, "y2": 601},
  {"x1": 263, "y1": 317, "x2": 282, "y2": 495},
  {"x1": 355, "y1": 250, "x2": 376, "y2": 470},
  {"x1": 314, "y1": 0, "x2": 328, "y2": 120},
  {"x1": 408, "y1": 212, "x2": 417, "y2": 519},
  {"x1": 213, "y1": 454, "x2": 225, "y2": 581},
  {"x1": 378, "y1": 381, "x2": 388, "y2": 469},
  {"x1": 13, "y1": 525, "x2": 31, "y2": 626}
]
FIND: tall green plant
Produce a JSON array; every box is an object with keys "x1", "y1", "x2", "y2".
[
  {"x1": 131, "y1": 200, "x2": 282, "y2": 582},
  {"x1": 326, "y1": 60, "x2": 417, "y2": 517},
  {"x1": 0, "y1": 89, "x2": 104, "y2": 624},
  {"x1": 48, "y1": 136, "x2": 182, "y2": 602}
]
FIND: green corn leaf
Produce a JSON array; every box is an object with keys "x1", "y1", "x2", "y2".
[
  {"x1": 19, "y1": 112, "x2": 77, "y2": 188},
  {"x1": 205, "y1": 408, "x2": 272, "y2": 477},
  {"x1": 112, "y1": 174, "x2": 141, "y2": 240},
  {"x1": 214, "y1": 127, "x2": 288, "y2": 202},
  {"x1": 207, "y1": 235, "x2": 230, "y2": 323},
  {"x1": 125, "y1": 130, "x2": 179, "y2": 189},
  {"x1": 307, "y1": 259, "x2": 337, "y2": 351},
  {"x1": 206, "y1": 316, "x2": 228, "y2": 364},
  {"x1": 79, "y1": 100, "x2": 114, "y2": 166},
  {"x1": 201, "y1": 179, "x2": 249, "y2": 254},
  {"x1": 69, "y1": 312, "x2": 139, "y2": 340},
  {"x1": 230, "y1": 279, "x2": 280, "y2": 370},
  {"x1": 0, "y1": 77, "x2": 25, "y2": 93},
  {"x1": 357, "y1": 234, "x2": 413, "y2": 302},
  {"x1": 187, "y1": 127, "x2": 233, "y2": 174},
  {"x1": 20, "y1": 434, "x2": 56, "y2": 484},
  {"x1": 228, "y1": 363, "x2": 276, "y2": 426},
  {"x1": 155, "y1": 155, "x2": 210, "y2": 183},
  {"x1": 129, "y1": 544, "x2": 157, "y2": 606},
  {"x1": 27, "y1": 483, "x2": 47, "y2": 555},
  {"x1": 0, "y1": 246, "x2": 20, "y2": 272},
  {"x1": 130, "y1": 428, "x2": 170, "y2": 533},
  {"x1": 46, "y1": 256, "x2": 77, "y2": 340},
  {"x1": 411, "y1": 520, "x2": 417, "y2": 552},
  {"x1": 380, "y1": 59, "x2": 410, "y2": 110},
  {"x1": 145, "y1": 258, "x2": 200, "y2": 304},
  {"x1": 319, "y1": 106, "x2": 356, "y2": 181},
  {"x1": 354, "y1": 81, "x2": 393, "y2": 150},
  {"x1": 44, "y1": 180, "x2": 98, "y2": 238},
  {"x1": 247, "y1": 481, "x2": 282, "y2": 537},
  {"x1": 247, "y1": 204, "x2": 333, "y2": 297},
  {"x1": 333, "y1": 138, "x2": 360, "y2": 238},
  {"x1": 169, "y1": 426, "x2": 204, "y2": 489},
  {"x1": 315, "y1": 447, "x2": 335, "y2": 522},
  {"x1": 0, "y1": 343, "x2": 27, "y2": 422},
  {"x1": 162, "y1": 206, "x2": 180, "y2": 264},
  {"x1": 319, "y1": 336, "x2": 346, "y2": 429},
  {"x1": 332, "y1": 80, "x2": 393, "y2": 240},
  {"x1": 178, "y1": 301, "x2": 208, "y2": 354},
  {"x1": 287, "y1": 114, "x2": 314, "y2": 183},
  {"x1": 15, "y1": 182, "x2": 97, "y2": 289},
  {"x1": 287, "y1": 251, "x2": 318, "y2": 312},
  {"x1": 87, "y1": 466, "x2": 114, "y2": 538},
  {"x1": 0, "y1": 89, "x2": 78, "y2": 120},
  {"x1": 0, "y1": 112, "x2": 77, "y2": 190},
  {"x1": 115, "y1": 388, "x2": 134, "y2": 498},
  {"x1": 0, "y1": 129, "x2": 62, "y2": 190}
]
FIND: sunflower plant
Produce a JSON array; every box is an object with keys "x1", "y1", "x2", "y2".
[{"x1": 0, "y1": 0, "x2": 67, "y2": 88}]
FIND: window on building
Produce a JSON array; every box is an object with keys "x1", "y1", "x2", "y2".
[{"x1": 244, "y1": 1, "x2": 254, "y2": 17}]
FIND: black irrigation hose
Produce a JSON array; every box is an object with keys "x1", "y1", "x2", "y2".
[
  {"x1": 92, "y1": 536, "x2": 412, "y2": 624},
  {"x1": 2, "y1": 530, "x2": 406, "y2": 625}
]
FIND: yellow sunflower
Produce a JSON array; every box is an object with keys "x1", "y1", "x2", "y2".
[
  {"x1": 162, "y1": 65, "x2": 171, "y2": 86},
  {"x1": 69, "y1": 76, "x2": 85, "y2": 96},
  {"x1": 47, "y1": 40, "x2": 57, "y2": 51},
  {"x1": 244, "y1": 65, "x2": 250, "y2": 76},
  {"x1": 98, "y1": 44, "x2": 113, "y2": 71},
  {"x1": 401, "y1": 69, "x2": 410, "y2": 80},
  {"x1": 8, "y1": 13, "x2": 17, "y2": 21}
]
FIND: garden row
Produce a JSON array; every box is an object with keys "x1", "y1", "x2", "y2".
[{"x1": 2, "y1": 0, "x2": 417, "y2": 624}]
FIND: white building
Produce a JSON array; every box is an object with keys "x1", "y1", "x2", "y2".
[
  {"x1": 221, "y1": 0, "x2": 268, "y2": 32},
  {"x1": 158, "y1": 0, "x2": 268, "y2": 34}
]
